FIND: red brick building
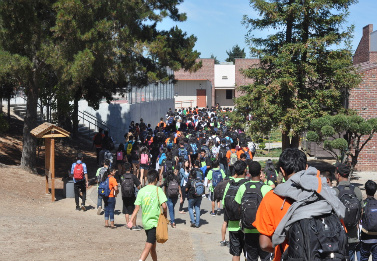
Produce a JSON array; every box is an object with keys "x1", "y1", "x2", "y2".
[{"x1": 350, "y1": 24, "x2": 377, "y2": 171}]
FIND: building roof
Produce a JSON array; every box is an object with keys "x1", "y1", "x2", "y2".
[
  {"x1": 30, "y1": 122, "x2": 70, "y2": 138},
  {"x1": 355, "y1": 61, "x2": 377, "y2": 73}
]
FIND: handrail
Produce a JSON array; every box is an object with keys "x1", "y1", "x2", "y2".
[{"x1": 77, "y1": 109, "x2": 114, "y2": 141}]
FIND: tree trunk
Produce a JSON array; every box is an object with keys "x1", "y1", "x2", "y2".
[
  {"x1": 72, "y1": 94, "x2": 79, "y2": 138},
  {"x1": 7, "y1": 96, "x2": 11, "y2": 124},
  {"x1": 20, "y1": 77, "x2": 39, "y2": 172},
  {"x1": 282, "y1": 131, "x2": 300, "y2": 151}
]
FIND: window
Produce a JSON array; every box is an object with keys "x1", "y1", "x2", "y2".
[
  {"x1": 226, "y1": 90, "x2": 233, "y2": 99},
  {"x1": 222, "y1": 76, "x2": 228, "y2": 79}
]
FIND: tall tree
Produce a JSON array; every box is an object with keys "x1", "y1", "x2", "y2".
[
  {"x1": 235, "y1": 0, "x2": 361, "y2": 149},
  {"x1": 210, "y1": 54, "x2": 220, "y2": 64},
  {"x1": 225, "y1": 44, "x2": 246, "y2": 63}
]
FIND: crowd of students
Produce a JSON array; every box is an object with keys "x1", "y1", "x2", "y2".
[{"x1": 69, "y1": 106, "x2": 377, "y2": 261}]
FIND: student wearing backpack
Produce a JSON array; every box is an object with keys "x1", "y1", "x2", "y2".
[
  {"x1": 116, "y1": 143, "x2": 126, "y2": 182},
  {"x1": 360, "y1": 180, "x2": 377, "y2": 261},
  {"x1": 177, "y1": 141, "x2": 190, "y2": 166},
  {"x1": 253, "y1": 149, "x2": 347, "y2": 261},
  {"x1": 102, "y1": 167, "x2": 119, "y2": 228},
  {"x1": 221, "y1": 160, "x2": 249, "y2": 261},
  {"x1": 121, "y1": 163, "x2": 142, "y2": 231},
  {"x1": 236, "y1": 144, "x2": 252, "y2": 161},
  {"x1": 207, "y1": 160, "x2": 226, "y2": 216},
  {"x1": 159, "y1": 151, "x2": 176, "y2": 185},
  {"x1": 162, "y1": 170, "x2": 183, "y2": 228},
  {"x1": 179, "y1": 159, "x2": 191, "y2": 214},
  {"x1": 70, "y1": 153, "x2": 89, "y2": 211},
  {"x1": 139, "y1": 146, "x2": 150, "y2": 188},
  {"x1": 186, "y1": 169, "x2": 204, "y2": 228},
  {"x1": 95, "y1": 159, "x2": 110, "y2": 215},
  {"x1": 234, "y1": 161, "x2": 272, "y2": 261},
  {"x1": 128, "y1": 170, "x2": 167, "y2": 261},
  {"x1": 334, "y1": 163, "x2": 363, "y2": 261},
  {"x1": 131, "y1": 144, "x2": 140, "y2": 179},
  {"x1": 226, "y1": 143, "x2": 238, "y2": 176},
  {"x1": 218, "y1": 139, "x2": 230, "y2": 177}
]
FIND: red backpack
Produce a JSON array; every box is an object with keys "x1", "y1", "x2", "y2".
[
  {"x1": 117, "y1": 151, "x2": 124, "y2": 161},
  {"x1": 73, "y1": 163, "x2": 84, "y2": 180}
]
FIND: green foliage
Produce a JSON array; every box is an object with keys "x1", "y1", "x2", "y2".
[
  {"x1": 225, "y1": 44, "x2": 246, "y2": 63},
  {"x1": 307, "y1": 113, "x2": 377, "y2": 173},
  {"x1": 210, "y1": 54, "x2": 220, "y2": 64},
  {"x1": 233, "y1": 0, "x2": 361, "y2": 144}
]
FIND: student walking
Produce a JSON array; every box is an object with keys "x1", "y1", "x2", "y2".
[
  {"x1": 162, "y1": 170, "x2": 182, "y2": 228},
  {"x1": 186, "y1": 168, "x2": 204, "y2": 228},
  {"x1": 128, "y1": 170, "x2": 168, "y2": 261},
  {"x1": 179, "y1": 159, "x2": 190, "y2": 213},
  {"x1": 103, "y1": 167, "x2": 118, "y2": 228},
  {"x1": 70, "y1": 153, "x2": 88, "y2": 211}
]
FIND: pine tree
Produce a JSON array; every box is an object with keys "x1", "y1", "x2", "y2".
[
  {"x1": 225, "y1": 44, "x2": 246, "y2": 63},
  {"x1": 235, "y1": 0, "x2": 361, "y2": 149}
]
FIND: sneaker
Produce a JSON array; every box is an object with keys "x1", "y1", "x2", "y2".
[
  {"x1": 195, "y1": 225, "x2": 199, "y2": 228},
  {"x1": 210, "y1": 212, "x2": 216, "y2": 216},
  {"x1": 190, "y1": 223, "x2": 196, "y2": 228},
  {"x1": 97, "y1": 206, "x2": 102, "y2": 215},
  {"x1": 202, "y1": 194, "x2": 206, "y2": 198},
  {"x1": 76, "y1": 206, "x2": 81, "y2": 211},
  {"x1": 81, "y1": 205, "x2": 86, "y2": 211},
  {"x1": 220, "y1": 240, "x2": 227, "y2": 246},
  {"x1": 131, "y1": 226, "x2": 141, "y2": 231},
  {"x1": 136, "y1": 225, "x2": 144, "y2": 230}
]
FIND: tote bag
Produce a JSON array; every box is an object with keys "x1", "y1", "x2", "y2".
[{"x1": 156, "y1": 187, "x2": 168, "y2": 243}]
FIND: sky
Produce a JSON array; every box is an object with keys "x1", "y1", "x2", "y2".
[{"x1": 157, "y1": 0, "x2": 377, "y2": 63}]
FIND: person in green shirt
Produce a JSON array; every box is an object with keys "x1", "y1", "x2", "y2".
[
  {"x1": 259, "y1": 172, "x2": 275, "y2": 189},
  {"x1": 207, "y1": 160, "x2": 226, "y2": 216},
  {"x1": 235, "y1": 161, "x2": 272, "y2": 261},
  {"x1": 222, "y1": 160, "x2": 249, "y2": 261},
  {"x1": 129, "y1": 170, "x2": 167, "y2": 261}
]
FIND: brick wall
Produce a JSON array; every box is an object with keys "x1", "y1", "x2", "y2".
[
  {"x1": 349, "y1": 65, "x2": 377, "y2": 171},
  {"x1": 174, "y1": 59, "x2": 215, "y2": 106},
  {"x1": 234, "y1": 58, "x2": 260, "y2": 98},
  {"x1": 353, "y1": 24, "x2": 373, "y2": 65}
]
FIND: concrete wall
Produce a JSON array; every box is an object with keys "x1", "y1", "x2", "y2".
[
  {"x1": 215, "y1": 89, "x2": 234, "y2": 107},
  {"x1": 174, "y1": 80, "x2": 212, "y2": 109},
  {"x1": 214, "y1": 64, "x2": 235, "y2": 87},
  {"x1": 78, "y1": 98, "x2": 174, "y2": 144}
]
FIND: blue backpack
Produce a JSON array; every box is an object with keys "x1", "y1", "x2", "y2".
[
  {"x1": 98, "y1": 178, "x2": 111, "y2": 197},
  {"x1": 168, "y1": 116, "x2": 174, "y2": 125},
  {"x1": 212, "y1": 169, "x2": 223, "y2": 188},
  {"x1": 167, "y1": 139, "x2": 173, "y2": 149},
  {"x1": 190, "y1": 143, "x2": 198, "y2": 154},
  {"x1": 178, "y1": 147, "x2": 188, "y2": 160},
  {"x1": 192, "y1": 178, "x2": 205, "y2": 196}
]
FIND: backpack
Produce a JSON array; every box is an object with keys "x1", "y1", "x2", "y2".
[
  {"x1": 190, "y1": 143, "x2": 198, "y2": 155},
  {"x1": 126, "y1": 142, "x2": 133, "y2": 155},
  {"x1": 97, "y1": 167, "x2": 107, "y2": 183},
  {"x1": 281, "y1": 213, "x2": 348, "y2": 261},
  {"x1": 116, "y1": 150, "x2": 124, "y2": 161},
  {"x1": 265, "y1": 160, "x2": 278, "y2": 186},
  {"x1": 211, "y1": 169, "x2": 223, "y2": 188},
  {"x1": 164, "y1": 160, "x2": 174, "y2": 175},
  {"x1": 337, "y1": 184, "x2": 362, "y2": 229},
  {"x1": 178, "y1": 148, "x2": 188, "y2": 161},
  {"x1": 241, "y1": 148, "x2": 251, "y2": 160},
  {"x1": 73, "y1": 163, "x2": 84, "y2": 180},
  {"x1": 219, "y1": 146, "x2": 228, "y2": 160},
  {"x1": 213, "y1": 179, "x2": 230, "y2": 201},
  {"x1": 94, "y1": 133, "x2": 102, "y2": 146},
  {"x1": 192, "y1": 179, "x2": 205, "y2": 197},
  {"x1": 104, "y1": 150, "x2": 113, "y2": 164},
  {"x1": 168, "y1": 116, "x2": 174, "y2": 125},
  {"x1": 224, "y1": 179, "x2": 249, "y2": 221},
  {"x1": 194, "y1": 168, "x2": 203, "y2": 181},
  {"x1": 121, "y1": 174, "x2": 135, "y2": 198},
  {"x1": 167, "y1": 179, "x2": 179, "y2": 198},
  {"x1": 140, "y1": 153, "x2": 149, "y2": 165},
  {"x1": 362, "y1": 198, "x2": 377, "y2": 233},
  {"x1": 229, "y1": 150, "x2": 238, "y2": 166},
  {"x1": 98, "y1": 178, "x2": 111, "y2": 197},
  {"x1": 167, "y1": 139, "x2": 174, "y2": 149},
  {"x1": 241, "y1": 182, "x2": 263, "y2": 229}
]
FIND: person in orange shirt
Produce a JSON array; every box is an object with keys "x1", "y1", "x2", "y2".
[
  {"x1": 103, "y1": 167, "x2": 119, "y2": 229},
  {"x1": 252, "y1": 148, "x2": 307, "y2": 260},
  {"x1": 236, "y1": 145, "x2": 253, "y2": 160},
  {"x1": 157, "y1": 117, "x2": 166, "y2": 128},
  {"x1": 226, "y1": 143, "x2": 238, "y2": 176}
]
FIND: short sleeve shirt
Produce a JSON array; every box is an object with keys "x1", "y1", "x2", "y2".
[
  {"x1": 207, "y1": 168, "x2": 226, "y2": 192},
  {"x1": 108, "y1": 176, "x2": 118, "y2": 198},
  {"x1": 134, "y1": 185, "x2": 167, "y2": 230}
]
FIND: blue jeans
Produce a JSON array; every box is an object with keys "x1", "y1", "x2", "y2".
[
  {"x1": 104, "y1": 197, "x2": 116, "y2": 221},
  {"x1": 360, "y1": 242, "x2": 377, "y2": 261},
  {"x1": 188, "y1": 197, "x2": 202, "y2": 227},
  {"x1": 349, "y1": 242, "x2": 361, "y2": 261},
  {"x1": 97, "y1": 193, "x2": 103, "y2": 208},
  {"x1": 167, "y1": 197, "x2": 178, "y2": 224}
]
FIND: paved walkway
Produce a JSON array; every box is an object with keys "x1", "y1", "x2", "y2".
[{"x1": 88, "y1": 186, "x2": 231, "y2": 261}]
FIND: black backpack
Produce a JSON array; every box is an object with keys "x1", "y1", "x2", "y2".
[
  {"x1": 241, "y1": 182, "x2": 263, "y2": 229},
  {"x1": 362, "y1": 197, "x2": 377, "y2": 233},
  {"x1": 164, "y1": 160, "x2": 174, "y2": 177},
  {"x1": 218, "y1": 146, "x2": 228, "y2": 160},
  {"x1": 121, "y1": 174, "x2": 135, "y2": 198},
  {"x1": 337, "y1": 184, "x2": 362, "y2": 229},
  {"x1": 265, "y1": 159, "x2": 278, "y2": 186},
  {"x1": 213, "y1": 178, "x2": 230, "y2": 201},
  {"x1": 224, "y1": 179, "x2": 249, "y2": 221},
  {"x1": 281, "y1": 214, "x2": 349, "y2": 261},
  {"x1": 167, "y1": 179, "x2": 179, "y2": 198}
]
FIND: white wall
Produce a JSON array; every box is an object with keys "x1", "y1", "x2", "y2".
[
  {"x1": 174, "y1": 80, "x2": 212, "y2": 109},
  {"x1": 214, "y1": 64, "x2": 235, "y2": 87},
  {"x1": 78, "y1": 98, "x2": 174, "y2": 144}
]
